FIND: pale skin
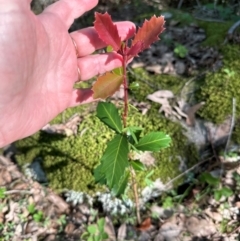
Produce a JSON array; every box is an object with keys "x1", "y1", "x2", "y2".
[{"x1": 0, "y1": 0, "x2": 135, "y2": 147}]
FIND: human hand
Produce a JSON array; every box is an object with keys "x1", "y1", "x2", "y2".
[{"x1": 0, "y1": 0, "x2": 135, "y2": 147}]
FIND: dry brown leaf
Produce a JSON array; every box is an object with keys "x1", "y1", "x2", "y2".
[
  {"x1": 41, "y1": 114, "x2": 81, "y2": 136},
  {"x1": 117, "y1": 223, "x2": 127, "y2": 241},
  {"x1": 185, "y1": 216, "x2": 216, "y2": 236},
  {"x1": 47, "y1": 193, "x2": 69, "y2": 213},
  {"x1": 184, "y1": 102, "x2": 205, "y2": 126},
  {"x1": 136, "y1": 217, "x2": 152, "y2": 231},
  {"x1": 104, "y1": 216, "x2": 116, "y2": 241}
]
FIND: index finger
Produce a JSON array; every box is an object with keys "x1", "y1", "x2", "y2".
[{"x1": 70, "y1": 21, "x2": 136, "y2": 57}]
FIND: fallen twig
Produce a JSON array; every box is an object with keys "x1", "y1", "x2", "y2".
[
  {"x1": 5, "y1": 190, "x2": 31, "y2": 195},
  {"x1": 165, "y1": 157, "x2": 212, "y2": 188},
  {"x1": 223, "y1": 20, "x2": 240, "y2": 44}
]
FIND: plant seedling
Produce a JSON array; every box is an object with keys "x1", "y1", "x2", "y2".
[
  {"x1": 27, "y1": 203, "x2": 44, "y2": 223},
  {"x1": 81, "y1": 218, "x2": 108, "y2": 241},
  {"x1": 174, "y1": 44, "x2": 188, "y2": 58},
  {"x1": 92, "y1": 12, "x2": 171, "y2": 223}
]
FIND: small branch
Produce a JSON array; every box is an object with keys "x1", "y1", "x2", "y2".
[
  {"x1": 5, "y1": 190, "x2": 32, "y2": 195},
  {"x1": 177, "y1": 0, "x2": 184, "y2": 9},
  {"x1": 223, "y1": 20, "x2": 240, "y2": 44},
  {"x1": 165, "y1": 158, "x2": 210, "y2": 188},
  {"x1": 130, "y1": 166, "x2": 141, "y2": 224},
  {"x1": 223, "y1": 98, "x2": 236, "y2": 163}
]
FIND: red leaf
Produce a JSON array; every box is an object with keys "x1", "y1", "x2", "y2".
[
  {"x1": 94, "y1": 12, "x2": 121, "y2": 52},
  {"x1": 126, "y1": 41, "x2": 144, "y2": 57},
  {"x1": 136, "y1": 217, "x2": 152, "y2": 231},
  {"x1": 92, "y1": 72, "x2": 123, "y2": 99},
  {"x1": 132, "y1": 15, "x2": 165, "y2": 53}
]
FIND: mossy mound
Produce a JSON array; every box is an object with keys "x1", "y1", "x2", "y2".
[
  {"x1": 128, "y1": 68, "x2": 184, "y2": 102},
  {"x1": 15, "y1": 104, "x2": 197, "y2": 194},
  {"x1": 197, "y1": 45, "x2": 240, "y2": 124},
  {"x1": 197, "y1": 21, "x2": 233, "y2": 46}
]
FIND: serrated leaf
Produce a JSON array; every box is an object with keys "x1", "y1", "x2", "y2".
[
  {"x1": 135, "y1": 132, "x2": 171, "y2": 151},
  {"x1": 96, "y1": 102, "x2": 122, "y2": 133},
  {"x1": 94, "y1": 12, "x2": 121, "y2": 51},
  {"x1": 131, "y1": 160, "x2": 146, "y2": 171},
  {"x1": 127, "y1": 41, "x2": 144, "y2": 57},
  {"x1": 100, "y1": 134, "x2": 129, "y2": 188},
  {"x1": 132, "y1": 15, "x2": 165, "y2": 53},
  {"x1": 92, "y1": 72, "x2": 123, "y2": 99},
  {"x1": 112, "y1": 170, "x2": 129, "y2": 196}
]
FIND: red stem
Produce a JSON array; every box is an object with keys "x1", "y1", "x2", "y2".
[{"x1": 122, "y1": 53, "x2": 128, "y2": 128}]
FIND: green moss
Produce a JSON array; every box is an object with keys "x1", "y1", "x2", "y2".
[
  {"x1": 197, "y1": 21, "x2": 233, "y2": 46},
  {"x1": 15, "y1": 103, "x2": 197, "y2": 194},
  {"x1": 169, "y1": 9, "x2": 196, "y2": 26},
  {"x1": 128, "y1": 68, "x2": 185, "y2": 101},
  {"x1": 197, "y1": 45, "x2": 240, "y2": 124}
]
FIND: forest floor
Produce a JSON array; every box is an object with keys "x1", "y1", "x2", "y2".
[{"x1": 1, "y1": 1, "x2": 240, "y2": 240}]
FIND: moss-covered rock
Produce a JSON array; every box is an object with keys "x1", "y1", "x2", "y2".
[
  {"x1": 197, "y1": 45, "x2": 240, "y2": 124},
  {"x1": 15, "y1": 103, "x2": 197, "y2": 194},
  {"x1": 197, "y1": 21, "x2": 233, "y2": 46}
]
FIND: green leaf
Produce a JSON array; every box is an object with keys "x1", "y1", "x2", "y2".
[
  {"x1": 101, "y1": 233, "x2": 109, "y2": 240},
  {"x1": 214, "y1": 187, "x2": 233, "y2": 201},
  {"x1": 113, "y1": 67, "x2": 123, "y2": 75},
  {"x1": 27, "y1": 204, "x2": 36, "y2": 214},
  {"x1": 106, "y1": 45, "x2": 113, "y2": 52},
  {"x1": 87, "y1": 224, "x2": 97, "y2": 234},
  {"x1": 0, "y1": 187, "x2": 6, "y2": 199},
  {"x1": 123, "y1": 126, "x2": 143, "y2": 144},
  {"x1": 98, "y1": 134, "x2": 129, "y2": 188},
  {"x1": 94, "y1": 164, "x2": 106, "y2": 185},
  {"x1": 96, "y1": 102, "x2": 122, "y2": 133},
  {"x1": 135, "y1": 132, "x2": 171, "y2": 151},
  {"x1": 131, "y1": 160, "x2": 146, "y2": 171},
  {"x1": 81, "y1": 232, "x2": 89, "y2": 239},
  {"x1": 129, "y1": 82, "x2": 140, "y2": 90},
  {"x1": 214, "y1": 190, "x2": 222, "y2": 201},
  {"x1": 199, "y1": 172, "x2": 220, "y2": 186},
  {"x1": 112, "y1": 170, "x2": 129, "y2": 196},
  {"x1": 97, "y1": 218, "x2": 105, "y2": 231}
]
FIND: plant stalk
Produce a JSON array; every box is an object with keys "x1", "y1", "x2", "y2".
[
  {"x1": 121, "y1": 46, "x2": 141, "y2": 224},
  {"x1": 122, "y1": 53, "x2": 128, "y2": 128}
]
